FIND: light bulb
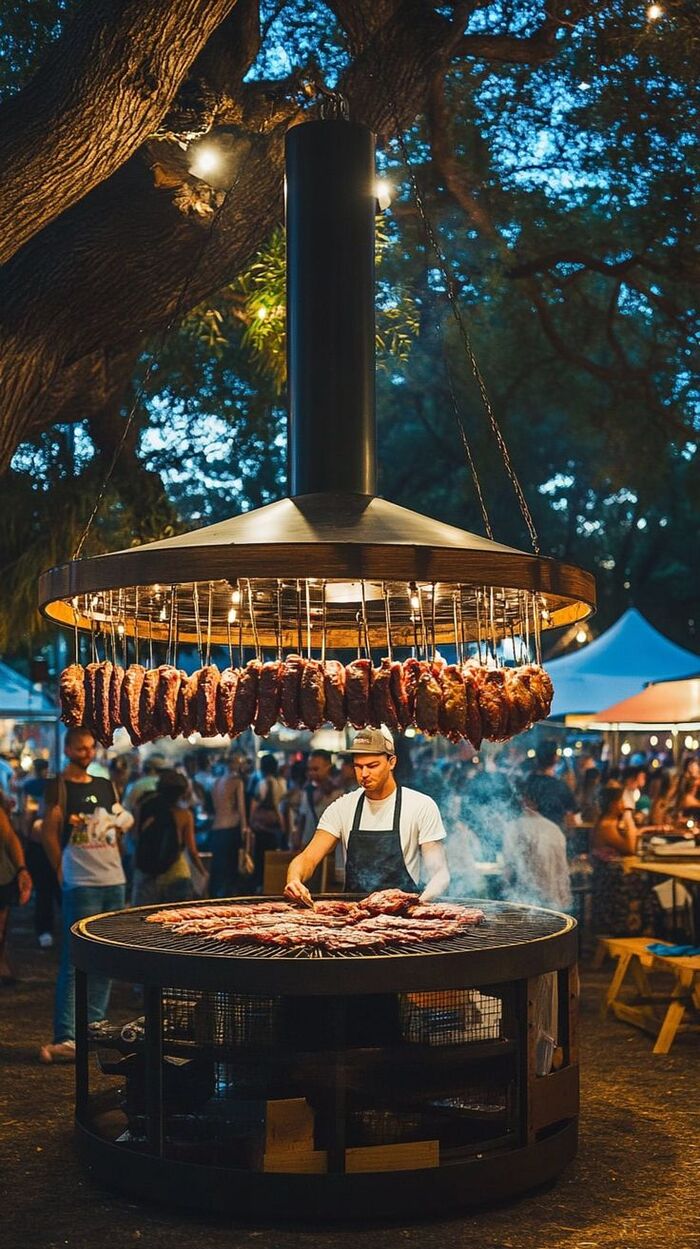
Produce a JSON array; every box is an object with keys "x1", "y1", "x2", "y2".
[
  {"x1": 228, "y1": 608, "x2": 237, "y2": 624},
  {"x1": 684, "y1": 735, "x2": 694, "y2": 749},
  {"x1": 646, "y1": 3, "x2": 663, "y2": 20},
  {"x1": 231, "y1": 589, "x2": 241, "y2": 606},
  {"x1": 375, "y1": 179, "x2": 392, "y2": 210},
  {"x1": 189, "y1": 143, "x2": 223, "y2": 181},
  {"x1": 621, "y1": 742, "x2": 631, "y2": 756},
  {"x1": 576, "y1": 629, "x2": 587, "y2": 644},
  {"x1": 665, "y1": 738, "x2": 673, "y2": 749},
  {"x1": 117, "y1": 624, "x2": 125, "y2": 637},
  {"x1": 650, "y1": 735, "x2": 658, "y2": 746},
  {"x1": 256, "y1": 306, "x2": 268, "y2": 320}
]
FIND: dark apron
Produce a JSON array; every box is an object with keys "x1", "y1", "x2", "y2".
[{"x1": 344, "y1": 784, "x2": 416, "y2": 894}]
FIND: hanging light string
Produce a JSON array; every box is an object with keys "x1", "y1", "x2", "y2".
[{"x1": 390, "y1": 126, "x2": 540, "y2": 556}]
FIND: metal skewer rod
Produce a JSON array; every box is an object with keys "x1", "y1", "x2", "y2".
[
  {"x1": 192, "y1": 583, "x2": 203, "y2": 667},
  {"x1": 296, "y1": 580, "x2": 303, "y2": 655},
  {"x1": 475, "y1": 590, "x2": 483, "y2": 666},
  {"x1": 360, "y1": 579, "x2": 371, "y2": 660},
  {"x1": 305, "y1": 579, "x2": 312, "y2": 660},
  {"x1": 134, "y1": 588, "x2": 140, "y2": 666},
  {"x1": 452, "y1": 594, "x2": 461, "y2": 667},
  {"x1": 275, "y1": 581, "x2": 282, "y2": 661},
  {"x1": 431, "y1": 581, "x2": 437, "y2": 661},
  {"x1": 247, "y1": 579, "x2": 261, "y2": 660},
  {"x1": 205, "y1": 582, "x2": 213, "y2": 667},
  {"x1": 321, "y1": 581, "x2": 327, "y2": 664},
  {"x1": 417, "y1": 584, "x2": 427, "y2": 661},
  {"x1": 383, "y1": 583, "x2": 393, "y2": 662}
]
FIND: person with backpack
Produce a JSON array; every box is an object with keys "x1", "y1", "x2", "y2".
[
  {"x1": 248, "y1": 754, "x2": 287, "y2": 892},
  {"x1": 38, "y1": 727, "x2": 133, "y2": 1065},
  {"x1": 131, "y1": 769, "x2": 206, "y2": 907}
]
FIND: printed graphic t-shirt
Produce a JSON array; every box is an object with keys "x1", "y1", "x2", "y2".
[{"x1": 61, "y1": 777, "x2": 126, "y2": 889}]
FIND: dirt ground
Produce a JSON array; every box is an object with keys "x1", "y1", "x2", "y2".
[{"x1": 1, "y1": 908, "x2": 698, "y2": 1249}]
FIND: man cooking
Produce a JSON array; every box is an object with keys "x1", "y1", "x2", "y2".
[{"x1": 285, "y1": 727, "x2": 450, "y2": 905}]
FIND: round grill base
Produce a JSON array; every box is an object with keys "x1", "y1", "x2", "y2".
[{"x1": 71, "y1": 898, "x2": 579, "y2": 1221}]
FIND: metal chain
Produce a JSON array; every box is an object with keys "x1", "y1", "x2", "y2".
[
  {"x1": 443, "y1": 347, "x2": 494, "y2": 540},
  {"x1": 393, "y1": 127, "x2": 540, "y2": 555}
]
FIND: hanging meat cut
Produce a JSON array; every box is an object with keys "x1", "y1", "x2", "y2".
[{"x1": 59, "y1": 657, "x2": 554, "y2": 746}]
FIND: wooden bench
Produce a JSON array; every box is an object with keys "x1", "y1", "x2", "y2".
[{"x1": 594, "y1": 936, "x2": 700, "y2": 1054}]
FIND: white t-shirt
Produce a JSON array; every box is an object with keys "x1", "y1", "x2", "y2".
[
  {"x1": 502, "y1": 812, "x2": 572, "y2": 912},
  {"x1": 318, "y1": 786, "x2": 446, "y2": 886}
]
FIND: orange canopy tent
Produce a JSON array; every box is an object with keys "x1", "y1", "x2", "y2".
[{"x1": 587, "y1": 676, "x2": 700, "y2": 730}]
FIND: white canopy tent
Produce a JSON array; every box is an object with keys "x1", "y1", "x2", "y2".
[
  {"x1": 546, "y1": 608, "x2": 700, "y2": 718},
  {"x1": 588, "y1": 676, "x2": 700, "y2": 731},
  {"x1": 0, "y1": 659, "x2": 60, "y2": 768}
]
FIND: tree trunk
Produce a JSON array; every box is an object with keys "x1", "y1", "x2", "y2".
[{"x1": 0, "y1": 0, "x2": 239, "y2": 266}]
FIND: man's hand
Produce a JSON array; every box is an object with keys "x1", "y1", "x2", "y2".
[{"x1": 284, "y1": 879, "x2": 315, "y2": 908}]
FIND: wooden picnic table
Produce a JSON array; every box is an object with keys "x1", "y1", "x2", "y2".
[
  {"x1": 595, "y1": 936, "x2": 700, "y2": 1053},
  {"x1": 622, "y1": 855, "x2": 700, "y2": 885}
]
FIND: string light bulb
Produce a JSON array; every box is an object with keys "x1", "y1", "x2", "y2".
[
  {"x1": 231, "y1": 588, "x2": 241, "y2": 606},
  {"x1": 621, "y1": 742, "x2": 631, "y2": 755},
  {"x1": 575, "y1": 628, "x2": 587, "y2": 644},
  {"x1": 646, "y1": 3, "x2": 663, "y2": 20},
  {"x1": 188, "y1": 142, "x2": 223, "y2": 181},
  {"x1": 375, "y1": 179, "x2": 392, "y2": 210},
  {"x1": 408, "y1": 582, "x2": 421, "y2": 612},
  {"x1": 228, "y1": 608, "x2": 237, "y2": 624}
]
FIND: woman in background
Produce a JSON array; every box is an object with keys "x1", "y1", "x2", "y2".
[
  {"x1": 131, "y1": 769, "x2": 206, "y2": 906},
  {"x1": 591, "y1": 786, "x2": 658, "y2": 936}
]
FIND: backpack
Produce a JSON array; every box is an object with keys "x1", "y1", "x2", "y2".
[{"x1": 135, "y1": 798, "x2": 181, "y2": 877}]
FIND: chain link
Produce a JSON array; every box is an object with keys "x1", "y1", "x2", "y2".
[
  {"x1": 443, "y1": 349, "x2": 494, "y2": 540},
  {"x1": 393, "y1": 128, "x2": 540, "y2": 555}
]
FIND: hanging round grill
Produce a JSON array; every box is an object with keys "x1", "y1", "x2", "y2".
[{"x1": 39, "y1": 114, "x2": 594, "y2": 746}]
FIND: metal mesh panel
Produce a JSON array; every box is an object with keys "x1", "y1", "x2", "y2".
[{"x1": 398, "y1": 989, "x2": 504, "y2": 1046}]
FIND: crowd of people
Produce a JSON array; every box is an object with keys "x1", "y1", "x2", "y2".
[{"x1": 0, "y1": 727, "x2": 698, "y2": 1064}]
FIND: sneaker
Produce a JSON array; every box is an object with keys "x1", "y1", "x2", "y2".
[
  {"x1": 38, "y1": 1039, "x2": 76, "y2": 1065},
  {"x1": 38, "y1": 932, "x2": 54, "y2": 949}
]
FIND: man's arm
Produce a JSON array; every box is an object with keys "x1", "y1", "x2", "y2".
[
  {"x1": 419, "y1": 841, "x2": 450, "y2": 902},
  {"x1": 40, "y1": 803, "x2": 64, "y2": 883},
  {"x1": 284, "y1": 829, "x2": 338, "y2": 907}
]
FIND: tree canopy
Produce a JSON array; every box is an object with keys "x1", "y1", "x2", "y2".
[{"x1": 0, "y1": 1, "x2": 697, "y2": 654}]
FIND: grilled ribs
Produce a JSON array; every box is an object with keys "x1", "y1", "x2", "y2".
[
  {"x1": 369, "y1": 658, "x2": 400, "y2": 732},
  {"x1": 322, "y1": 660, "x2": 347, "y2": 730},
  {"x1": 255, "y1": 660, "x2": 283, "y2": 736},
  {"x1": 299, "y1": 658, "x2": 326, "y2": 730},
  {"x1": 345, "y1": 658, "x2": 371, "y2": 728}
]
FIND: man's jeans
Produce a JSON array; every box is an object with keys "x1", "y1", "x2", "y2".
[{"x1": 53, "y1": 884, "x2": 126, "y2": 1043}]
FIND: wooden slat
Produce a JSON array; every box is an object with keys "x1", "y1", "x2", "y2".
[
  {"x1": 529, "y1": 1065, "x2": 579, "y2": 1135},
  {"x1": 345, "y1": 1140, "x2": 439, "y2": 1173}
]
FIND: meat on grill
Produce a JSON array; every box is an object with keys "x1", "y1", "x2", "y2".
[
  {"x1": 323, "y1": 660, "x2": 347, "y2": 730},
  {"x1": 361, "y1": 889, "x2": 419, "y2": 915},
  {"x1": 233, "y1": 659, "x2": 262, "y2": 736},
  {"x1": 299, "y1": 658, "x2": 326, "y2": 730},
  {"x1": 83, "y1": 662, "x2": 100, "y2": 734},
  {"x1": 414, "y1": 664, "x2": 442, "y2": 736},
  {"x1": 120, "y1": 664, "x2": 146, "y2": 745},
  {"x1": 139, "y1": 667, "x2": 160, "y2": 742},
  {"x1": 196, "y1": 665, "x2": 220, "y2": 737},
  {"x1": 216, "y1": 667, "x2": 239, "y2": 736},
  {"x1": 94, "y1": 660, "x2": 114, "y2": 746},
  {"x1": 254, "y1": 660, "x2": 283, "y2": 736},
  {"x1": 59, "y1": 664, "x2": 86, "y2": 727},
  {"x1": 345, "y1": 658, "x2": 371, "y2": 728},
  {"x1": 438, "y1": 665, "x2": 467, "y2": 742},
  {"x1": 109, "y1": 664, "x2": 124, "y2": 731},
  {"x1": 155, "y1": 665, "x2": 181, "y2": 737},
  {"x1": 280, "y1": 654, "x2": 304, "y2": 729},
  {"x1": 369, "y1": 658, "x2": 400, "y2": 732}
]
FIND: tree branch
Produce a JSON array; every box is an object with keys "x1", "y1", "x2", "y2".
[
  {"x1": 455, "y1": 1, "x2": 589, "y2": 65},
  {"x1": 0, "y1": 0, "x2": 239, "y2": 265}
]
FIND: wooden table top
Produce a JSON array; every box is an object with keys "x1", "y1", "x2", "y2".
[{"x1": 623, "y1": 856, "x2": 700, "y2": 885}]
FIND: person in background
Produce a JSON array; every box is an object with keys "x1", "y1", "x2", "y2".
[
  {"x1": 620, "y1": 765, "x2": 647, "y2": 823},
  {"x1": 109, "y1": 754, "x2": 132, "y2": 801},
  {"x1": 39, "y1": 728, "x2": 133, "y2": 1064},
  {"x1": 674, "y1": 757, "x2": 700, "y2": 818},
  {"x1": 649, "y1": 769, "x2": 678, "y2": 827},
  {"x1": 210, "y1": 754, "x2": 249, "y2": 898},
  {"x1": 248, "y1": 754, "x2": 287, "y2": 892},
  {"x1": 591, "y1": 785, "x2": 658, "y2": 936},
  {"x1": 295, "y1": 751, "x2": 343, "y2": 849},
  {"x1": 337, "y1": 754, "x2": 357, "y2": 796},
  {"x1": 21, "y1": 759, "x2": 61, "y2": 948},
  {"x1": 577, "y1": 766, "x2": 602, "y2": 826},
  {"x1": 279, "y1": 757, "x2": 308, "y2": 847},
  {"x1": 528, "y1": 742, "x2": 579, "y2": 832},
  {"x1": 131, "y1": 769, "x2": 205, "y2": 906},
  {"x1": 123, "y1": 755, "x2": 164, "y2": 813},
  {"x1": 0, "y1": 803, "x2": 33, "y2": 984},
  {"x1": 502, "y1": 777, "x2": 572, "y2": 912}
]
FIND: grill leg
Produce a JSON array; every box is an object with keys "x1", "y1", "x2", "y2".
[
  {"x1": 329, "y1": 996, "x2": 347, "y2": 1173},
  {"x1": 144, "y1": 986, "x2": 164, "y2": 1157},
  {"x1": 74, "y1": 969, "x2": 89, "y2": 1122}
]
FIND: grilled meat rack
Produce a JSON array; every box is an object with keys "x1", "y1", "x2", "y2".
[{"x1": 71, "y1": 896, "x2": 579, "y2": 1220}]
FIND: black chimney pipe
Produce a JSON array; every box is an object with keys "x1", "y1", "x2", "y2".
[{"x1": 286, "y1": 119, "x2": 377, "y2": 497}]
